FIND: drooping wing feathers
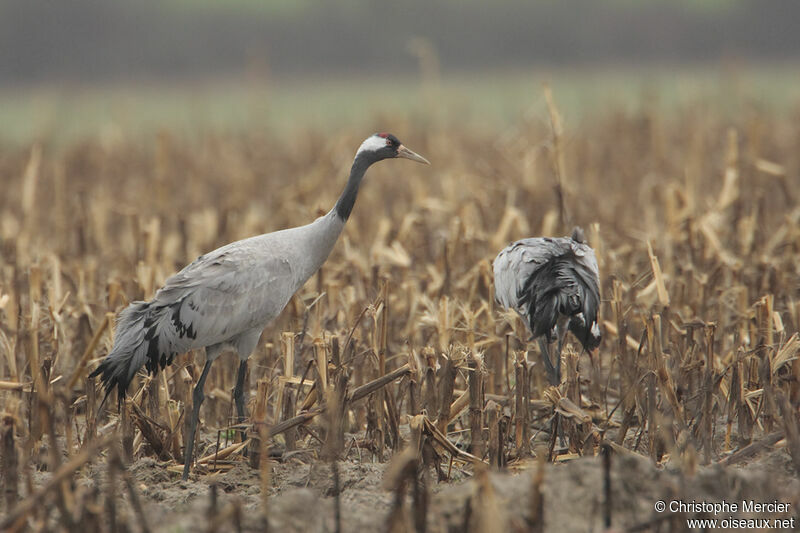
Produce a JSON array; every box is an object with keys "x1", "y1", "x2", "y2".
[
  {"x1": 89, "y1": 301, "x2": 151, "y2": 409},
  {"x1": 563, "y1": 254, "x2": 601, "y2": 351},
  {"x1": 493, "y1": 235, "x2": 601, "y2": 350},
  {"x1": 89, "y1": 238, "x2": 295, "y2": 408},
  {"x1": 518, "y1": 253, "x2": 581, "y2": 339}
]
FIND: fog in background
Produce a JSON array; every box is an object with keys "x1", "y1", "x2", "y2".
[{"x1": 1, "y1": 0, "x2": 798, "y2": 85}]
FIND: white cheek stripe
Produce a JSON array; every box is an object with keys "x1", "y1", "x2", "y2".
[{"x1": 356, "y1": 135, "x2": 387, "y2": 156}]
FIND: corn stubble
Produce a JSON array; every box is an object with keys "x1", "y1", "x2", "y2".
[{"x1": 0, "y1": 98, "x2": 799, "y2": 531}]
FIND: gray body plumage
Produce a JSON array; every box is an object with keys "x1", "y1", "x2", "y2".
[
  {"x1": 92, "y1": 211, "x2": 345, "y2": 402},
  {"x1": 493, "y1": 228, "x2": 601, "y2": 383},
  {"x1": 88, "y1": 132, "x2": 429, "y2": 480}
]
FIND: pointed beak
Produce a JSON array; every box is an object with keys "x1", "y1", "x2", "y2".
[{"x1": 396, "y1": 144, "x2": 431, "y2": 165}]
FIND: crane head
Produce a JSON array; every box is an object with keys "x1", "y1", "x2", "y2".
[{"x1": 356, "y1": 133, "x2": 430, "y2": 165}]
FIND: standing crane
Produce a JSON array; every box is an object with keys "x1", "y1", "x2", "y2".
[
  {"x1": 493, "y1": 227, "x2": 601, "y2": 385},
  {"x1": 90, "y1": 133, "x2": 430, "y2": 480}
]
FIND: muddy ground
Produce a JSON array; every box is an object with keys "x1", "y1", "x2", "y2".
[{"x1": 66, "y1": 431, "x2": 799, "y2": 533}]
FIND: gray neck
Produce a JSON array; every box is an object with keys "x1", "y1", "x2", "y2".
[
  {"x1": 333, "y1": 153, "x2": 375, "y2": 221},
  {"x1": 292, "y1": 152, "x2": 376, "y2": 285}
]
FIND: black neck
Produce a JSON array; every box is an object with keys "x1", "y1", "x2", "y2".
[{"x1": 334, "y1": 153, "x2": 375, "y2": 221}]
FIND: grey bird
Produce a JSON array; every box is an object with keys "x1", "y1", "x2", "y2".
[
  {"x1": 493, "y1": 227, "x2": 601, "y2": 385},
  {"x1": 89, "y1": 133, "x2": 430, "y2": 479}
]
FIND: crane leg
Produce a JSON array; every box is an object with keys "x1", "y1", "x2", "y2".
[
  {"x1": 538, "y1": 338, "x2": 560, "y2": 386},
  {"x1": 233, "y1": 359, "x2": 248, "y2": 423},
  {"x1": 183, "y1": 359, "x2": 213, "y2": 481}
]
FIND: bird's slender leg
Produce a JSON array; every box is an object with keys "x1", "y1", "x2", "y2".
[
  {"x1": 538, "y1": 338, "x2": 559, "y2": 386},
  {"x1": 233, "y1": 359, "x2": 249, "y2": 450},
  {"x1": 233, "y1": 359, "x2": 248, "y2": 423},
  {"x1": 183, "y1": 358, "x2": 213, "y2": 481},
  {"x1": 232, "y1": 327, "x2": 261, "y2": 434}
]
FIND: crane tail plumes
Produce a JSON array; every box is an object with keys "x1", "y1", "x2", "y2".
[
  {"x1": 519, "y1": 256, "x2": 581, "y2": 340},
  {"x1": 89, "y1": 301, "x2": 170, "y2": 411},
  {"x1": 567, "y1": 274, "x2": 601, "y2": 351},
  {"x1": 493, "y1": 230, "x2": 601, "y2": 352}
]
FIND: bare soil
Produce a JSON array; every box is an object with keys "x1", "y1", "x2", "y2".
[{"x1": 66, "y1": 430, "x2": 797, "y2": 533}]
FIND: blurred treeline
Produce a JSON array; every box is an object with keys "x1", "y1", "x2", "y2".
[{"x1": 1, "y1": 0, "x2": 798, "y2": 84}]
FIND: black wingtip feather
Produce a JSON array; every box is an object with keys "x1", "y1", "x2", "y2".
[
  {"x1": 89, "y1": 358, "x2": 132, "y2": 413},
  {"x1": 529, "y1": 293, "x2": 559, "y2": 342}
]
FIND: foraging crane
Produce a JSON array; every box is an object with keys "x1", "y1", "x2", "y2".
[
  {"x1": 90, "y1": 133, "x2": 430, "y2": 479},
  {"x1": 493, "y1": 227, "x2": 601, "y2": 385}
]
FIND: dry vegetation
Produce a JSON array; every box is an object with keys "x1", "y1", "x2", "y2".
[{"x1": 1, "y1": 92, "x2": 800, "y2": 532}]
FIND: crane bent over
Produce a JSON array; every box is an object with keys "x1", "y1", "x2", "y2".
[{"x1": 493, "y1": 227, "x2": 601, "y2": 385}]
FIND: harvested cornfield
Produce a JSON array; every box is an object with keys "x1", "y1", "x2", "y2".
[{"x1": 1, "y1": 89, "x2": 799, "y2": 532}]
